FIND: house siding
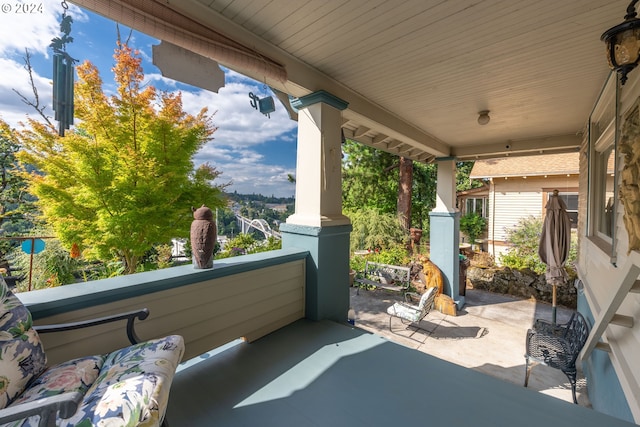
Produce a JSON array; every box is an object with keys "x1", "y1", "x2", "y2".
[
  {"x1": 469, "y1": 155, "x2": 580, "y2": 259},
  {"x1": 577, "y1": 72, "x2": 640, "y2": 423},
  {"x1": 485, "y1": 177, "x2": 578, "y2": 260},
  {"x1": 490, "y1": 188, "x2": 541, "y2": 242}
]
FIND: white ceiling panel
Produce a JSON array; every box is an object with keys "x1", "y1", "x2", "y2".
[{"x1": 148, "y1": 0, "x2": 631, "y2": 161}]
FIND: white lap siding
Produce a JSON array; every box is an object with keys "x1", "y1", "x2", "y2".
[{"x1": 489, "y1": 188, "x2": 542, "y2": 243}]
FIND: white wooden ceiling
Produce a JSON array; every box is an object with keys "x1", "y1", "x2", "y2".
[{"x1": 163, "y1": 0, "x2": 627, "y2": 162}]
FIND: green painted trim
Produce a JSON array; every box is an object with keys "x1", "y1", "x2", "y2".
[
  {"x1": 435, "y1": 156, "x2": 457, "y2": 161},
  {"x1": 290, "y1": 90, "x2": 349, "y2": 111},
  {"x1": 281, "y1": 222, "x2": 351, "y2": 322},
  {"x1": 280, "y1": 223, "x2": 352, "y2": 237},
  {"x1": 429, "y1": 211, "x2": 459, "y2": 218},
  {"x1": 20, "y1": 248, "x2": 309, "y2": 320}
]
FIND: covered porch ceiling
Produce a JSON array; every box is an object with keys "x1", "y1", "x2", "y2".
[{"x1": 78, "y1": 1, "x2": 627, "y2": 162}]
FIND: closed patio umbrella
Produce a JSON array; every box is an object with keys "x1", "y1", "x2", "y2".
[{"x1": 538, "y1": 189, "x2": 572, "y2": 324}]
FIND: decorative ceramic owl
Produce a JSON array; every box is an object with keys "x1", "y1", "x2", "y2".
[{"x1": 190, "y1": 205, "x2": 216, "y2": 269}]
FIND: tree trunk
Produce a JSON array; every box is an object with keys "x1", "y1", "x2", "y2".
[
  {"x1": 397, "y1": 156, "x2": 413, "y2": 230},
  {"x1": 122, "y1": 252, "x2": 138, "y2": 275}
]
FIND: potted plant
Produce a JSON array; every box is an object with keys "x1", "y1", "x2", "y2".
[{"x1": 459, "y1": 212, "x2": 487, "y2": 251}]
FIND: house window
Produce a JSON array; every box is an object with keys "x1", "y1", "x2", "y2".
[
  {"x1": 553, "y1": 192, "x2": 578, "y2": 229},
  {"x1": 465, "y1": 197, "x2": 489, "y2": 218},
  {"x1": 594, "y1": 148, "x2": 615, "y2": 239},
  {"x1": 588, "y1": 72, "x2": 617, "y2": 249}
]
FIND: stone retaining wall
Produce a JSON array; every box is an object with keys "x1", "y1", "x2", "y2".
[{"x1": 466, "y1": 266, "x2": 577, "y2": 309}]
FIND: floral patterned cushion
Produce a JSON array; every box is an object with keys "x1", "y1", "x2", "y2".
[
  {"x1": 0, "y1": 275, "x2": 184, "y2": 426},
  {"x1": 11, "y1": 355, "x2": 106, "y2": 406},
  {"x1": 3, "y1": 335, "x2": 184, "y2": 427},
  {"x1": 0, "y1": 278, "x2": 47, "y2": 409},
  {"x1": 60, "y1": 334, "x2": 184, "y2": 427}
]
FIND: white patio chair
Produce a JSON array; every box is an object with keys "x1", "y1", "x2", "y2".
[{"x1": 387, "y1": 286, "x2": 438, "y2": 332}]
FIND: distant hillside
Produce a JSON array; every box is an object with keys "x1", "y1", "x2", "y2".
[{"x1": 224, "y1": 191, "x2": 294, "y2": 205}]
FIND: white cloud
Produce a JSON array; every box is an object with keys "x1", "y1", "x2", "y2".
[
  {"x1": 0, "y1": 3, "x2": 87, "y2": 58},
  {"x1": 194, "y1": 140, "x2": 297, "y2": 198},
  {"x1": 0, "y1": 3, "x2": 89, "y2": 128},
  {"x1": 180, "y1": 81, "x2": 297, "y2": 147},
  {"x1": 209, "y1": 157, "x2": 296, "y2": 198},
  {"x1": 0, "y1": 57, "x2": 53, "y2": 128},
  {"x1": 144, "y1": 72, "x2": 179, "y2": 88},
  {"x1": 173, "y1": 75, "x2": 298, "y2": 197}
]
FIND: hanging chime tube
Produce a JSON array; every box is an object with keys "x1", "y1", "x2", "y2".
[
  {"x1": 65, "y1": 57, "x2": 74, "y2": 130},
  {"x1": 53, "y1": 54, "x2": 63, "y2": 122}
]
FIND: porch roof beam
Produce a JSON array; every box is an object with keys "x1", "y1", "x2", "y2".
[
  {"x1": 160, "y1": 0, "x2": 450, "y2": 159},
  {"x1": 452, "y1": 134, "x2": 582, "y2": 161}
]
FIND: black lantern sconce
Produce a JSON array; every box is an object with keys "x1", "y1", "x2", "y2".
[{"x1": 602, "y1": 0, "x2": 640, "y2": 85}]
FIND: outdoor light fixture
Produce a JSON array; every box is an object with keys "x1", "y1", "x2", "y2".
[
  {"x1": 477, "y1": 110, "x2": 490, "y2": 125},
  {"x1": 602, "y1": 0, "x2": 640, "y2": 85}
]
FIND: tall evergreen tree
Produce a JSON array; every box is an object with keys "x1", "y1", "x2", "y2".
[
  {"x1": 342, "y1": 139, "x2": 481, "y2": 232},
  {"x1": 0, "y1": 119, "x2": 37, "y2": 262},
  {"x1": 397, "y1": 156, "x2": 413, "y2": 230},
  {"x1": 342, "y1": 139, "x2": 397, "y2": 214}
]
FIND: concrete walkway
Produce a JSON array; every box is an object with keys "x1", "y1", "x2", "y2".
[{"x1": 349, "y1": 287, "x2": 590, "y2": 406}]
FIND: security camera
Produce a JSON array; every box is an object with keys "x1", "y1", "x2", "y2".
[{"x1": 505, "y1": 144, "x2": 511, "y2": 150}]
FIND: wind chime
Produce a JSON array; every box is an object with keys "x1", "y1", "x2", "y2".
[
  {"x1": 50, "y1": 0, "x2": 77, "y2": 136},
  {"x1": 248, "y1": 83, "x2": 276, "y2": 118}
]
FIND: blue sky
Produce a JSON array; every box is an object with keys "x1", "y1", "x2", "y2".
[{"x1": 0, "y1": 1, "x2": 298, "y2": 197}]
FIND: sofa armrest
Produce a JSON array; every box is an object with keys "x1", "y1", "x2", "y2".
[
  {"x1": 34, "y1": 308, "x2": 149, "y2": 345},
  {"x1": 0, "y1": 392, "x2": 83, "y2": 427}
]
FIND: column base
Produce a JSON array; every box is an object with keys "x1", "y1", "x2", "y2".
[
  {"x1": 280, "y1": 223, "x2": 352, "y2": 322},
  {"x1": 429, "y1": 211, "x2": 460, "y2": 300},
  {"x1": 286, "y1": 213, "x2": 351, "y2": 228}
]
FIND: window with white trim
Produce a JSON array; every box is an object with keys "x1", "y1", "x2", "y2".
[
  {"x1": 588, "y1": 73, "x2": 617, "y2": 249},
  {"x1": 465, "y1": 197, "x2": 489, "y2": 218}
]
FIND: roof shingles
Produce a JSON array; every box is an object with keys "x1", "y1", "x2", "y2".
[{"x1": 469, "y1": 153, "x2": 579, "y2": 179}]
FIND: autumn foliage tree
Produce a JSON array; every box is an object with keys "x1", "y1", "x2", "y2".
[{"x1": 16, "y1": 42, "x2": 224, "y2": 274}]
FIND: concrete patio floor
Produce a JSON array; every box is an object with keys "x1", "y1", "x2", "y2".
[{"x1": 349, "y1": 286, "x2": 589, "y2": 406}]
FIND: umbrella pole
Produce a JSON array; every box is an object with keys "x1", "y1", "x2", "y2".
[{"x1": 552, "y1": 284, "x2": 557, "y2": 325}]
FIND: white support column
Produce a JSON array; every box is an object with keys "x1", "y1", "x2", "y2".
[
  {"x1": 281, "y1": 90, "x2": 352, "y2": 322},
  {"x1": 429, "y1": 157, "x2": 463, "y2": 309},
  {"x1": 286, "y1": 91, "x2": 350, "y2": 227},
  {"x1": 434, "y1": 158, "x2": 457, "y2": 213}
]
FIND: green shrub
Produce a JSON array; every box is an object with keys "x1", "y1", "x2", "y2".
[
  {"x1": 153, "y1": 244, "x2": 173, "y2": 269},
  {"x1": 368, "y1": 244, "x2": 410, "y2": 266},
  {"x1": 217, "y1": 233, "x2": 257, "y2": 258},
  {"x1": 347, "y1": 208, "x2": 407, "y2": 253},
  {"x1": 350, "y1": 244, "x2": 410, "y2": 277},
  {"x1": 349, "y1": 254, "x2": 367, "y2": 275},
  {"x1": 499, "y1": 216, "x2": 577, "y2": 275},
  {"x1": 9, "y1": 238, "x2": 81, "y2": 291},
  {"x1": 499, "y1": 216, "x2": 545, "y2": 273},
  {"x1": 460, "y1": 212, "x2": 486, "y2": 244},
  {"x1": 87, "y1": 260, "x2": 126, "y2": 280},
  {"x1": 249, "y1": 236, "x2": 282, "y2": 254},
  {"x1": 216, "y1": 234, "x2": 282, "y2": 259}
]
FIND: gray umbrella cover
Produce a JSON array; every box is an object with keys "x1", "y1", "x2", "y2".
[{"x1": 538, "y1": 193, "x2": 572, "y2": 286}]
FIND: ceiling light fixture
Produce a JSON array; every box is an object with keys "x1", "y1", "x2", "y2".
[
  {"x1": 602, "y1": 0, "x2": 640, "y2": 85},
  {"x1": 477, "y1": 110, "x2": 490, "y2": 125}
]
